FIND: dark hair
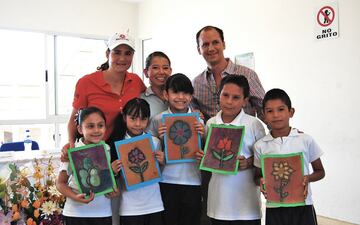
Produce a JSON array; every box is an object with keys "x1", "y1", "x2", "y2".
[
  {"x1": 106, "y1": 98, "x2": 150, "y2": 161},
  {"x1": 97, "y1": 49, "x2": 110, "y2": 71},
  {"x1": 123, "y1": 98, "x2": 151, "y2": 120},
  {"x1": 75, "y1": 106, "x2": 106, "y2": 140},
  {"x1": 219, "y1": 75, "x2": 250, "y2": 98},
  {"x1": 263, "y1": 88, "x2": 292, "y2": 110},
  {"x1": 196, "y1": 25, "x2": 224, "y2": 47},
  {"x1": 145, "y1": 51, "x2": 171, "y2": 70},
  {"x1": 165, "y1": 73, "x2": 194, "y2": 94}
]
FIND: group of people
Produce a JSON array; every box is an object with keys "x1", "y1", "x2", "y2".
[{"x1": 56, "y1": 25, "x2": 325, "y2": 225}]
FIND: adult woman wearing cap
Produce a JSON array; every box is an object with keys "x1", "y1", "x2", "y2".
[{"x1": 66, "y1": 32, "x2": 146, "y2": 148}]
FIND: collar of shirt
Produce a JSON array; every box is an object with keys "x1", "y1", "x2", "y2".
[
  {"x1": 263, "y1": 127, "x2": 300, "y2": 142},
  {"x1": 167, "y1": 107, "x2": 192, "y2": 114},
  {"x1": 125, "y1": 132, "x2": 146, "y2": 140},
  {"x1": 143, "y1": 86, "x2": 156, "y2": 97},
  {"x1": 205, "y1": 58, "x2": 235, "y2": 79},
  {"x1": 92, "y1": 70, "x2": 133, "y2": 89},
  {"x1": 214, "y1": 109, "x2": 245, "y2": 125}
]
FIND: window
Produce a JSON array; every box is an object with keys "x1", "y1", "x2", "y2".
[{"x1": 0, "y1": 29, "x2": 106, "y2": 151}]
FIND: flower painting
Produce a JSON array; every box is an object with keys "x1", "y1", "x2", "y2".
[
  {"x1": 115, "y1": 134, "x2": 161, "y2": 190},
  {"x1": 261, "y1": 153, "x2": 305, "y2": 207},
  {"x1": 162, "y1": 113, "x2": 202, "y2": 163},
  {"x1": 200, "y1": 124, "x2": 245, "y2": 174},
  {"x1": 128, "y1": 147, "x2": 148, "y2": 182},
  {"x1": 68, "y1": 141, "x2": 117, "y2": 197}
]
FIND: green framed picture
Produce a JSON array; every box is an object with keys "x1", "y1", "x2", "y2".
[
  {"x1": 261, "y1": 152, "x2": 305, "y2": 207},
  {"x1": 200, "y1": 124, "x2": 245, "y2": 174},
  {"x1": 68, "y1": 141, "x2": 117, "y2": 197}
]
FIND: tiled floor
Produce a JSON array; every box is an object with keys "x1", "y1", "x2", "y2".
[{"x1": 317, "y1": 216, "x2": 357, "y2": 225}]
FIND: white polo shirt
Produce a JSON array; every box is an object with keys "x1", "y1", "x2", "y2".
[
  {"x1": 119, "y1": 133, "x2": 164, "y2": 216},
  {"x1": 207, "y1": 110, "x2": 265, "y2": 220},
  {"x1": 253, "y1": 128, "x2": 324, "y2": 205}
]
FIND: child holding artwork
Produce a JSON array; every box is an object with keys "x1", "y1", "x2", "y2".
[
  {"x1": 57, "y1": 106, "x2": 116, "y2": 225},
  {"x1": 253, "y1": 88, "x2": 325, "y2": 225},
  {"x1": 148, "y1": 73, "x2": 205, "y2": 225},
  {"x1": 196, "y1": 74, "x2": 265, "y2": 225},
  {"x1": 108, "y1": 97, "x2": 165, "y2": 225}
]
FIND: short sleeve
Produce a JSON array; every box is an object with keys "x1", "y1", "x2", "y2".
[
  {"x1": 59, "y1": 162, "x2": 71, "y2": 176},
  {"x1": 72, "y1": 77, "x2": 88, "y2": 109},
  {"x1": 253, "y1": 142, "x2": 262, "y2": 168},
  {"x1": 307, "y1": 136, "x2": 324, "y2": 163},
  {"x1": 147, "y1": 113, "x2": 162, "y2": 137}
]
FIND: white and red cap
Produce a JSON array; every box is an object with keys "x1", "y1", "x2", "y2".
[{"x1": 107, "y1": 32, "x2": 135, "y2": 51}]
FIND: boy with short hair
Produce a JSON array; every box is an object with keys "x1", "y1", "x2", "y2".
[
  {"x1": 197, "y1": 74, "x2": 265, "y2": 225},
  {"x1": 253, "y1": 88, "x2": 325, "y2": 225}
]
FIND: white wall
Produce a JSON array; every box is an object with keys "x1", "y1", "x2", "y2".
[
  {"x1": 0, "y1": 0, "x2": 140, "y2": 69},
  {"x1": 138, "y1": 0, "x2": 360, "y2": 224},
  {"x1": 0, "y1": 0, "x2": 359, "y2": 223}
]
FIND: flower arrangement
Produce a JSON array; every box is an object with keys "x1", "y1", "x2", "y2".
[{"x1": 0, "y1": 157, "x2": 65, "y2": 225}]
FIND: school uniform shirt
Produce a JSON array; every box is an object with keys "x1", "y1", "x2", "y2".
[
  {"x1": 59, "y1": 139, "x2": 112, "y2": 217},
  {"x1": 253, "y1": 128, "x2": 324, "y2": 205},
  {"x1": 207, "y1": 110, "x2": 265, "y2": 220},
  {"x1": 147, "y1": 107, "x2": 202, "y2": 186},
  {"x1": 119, "y1": 133, "x2": 164, "y2": 216}
]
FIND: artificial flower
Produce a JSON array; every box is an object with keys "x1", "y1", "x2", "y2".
[
  {"x1": 41, "y1": 201, "x2": 57, "y2": 216},
  {"x1": 0, "y1": 211, "x2": 12, "y2": 225},
  {"x1": 34, "y1": 209, "x2": 40, "y2": 218},
  {"x1": 27, "y1": 217, "x2": 37, "y2": 225},
  {"x1": 32, "y1": 200, "x2": 41, "y2": 209}
]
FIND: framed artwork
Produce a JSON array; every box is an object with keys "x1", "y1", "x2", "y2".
[
  {"x1": 162, "y1": 112, "x2": 202, "y2": 164},
  {"x1": 115, "y1": 133, "x2": 162, "y2": 191},
  {"x1": 68, "y1": 141, "x2": 117, "y2": 197},
  {"x1": 200, "y1": 124, "x2": 245, "y2": 174},
  {"x1": 261, "y1": 152, "x2": 305, "y2": 207}
]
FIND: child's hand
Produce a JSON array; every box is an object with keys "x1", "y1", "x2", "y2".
[
  {"x1": 111, "y1": 160, "x2": 123, "y2": 174},
  {"x1": 237, "y1": 155, "x2": 252, "y2": 170},
  {"x1": 74, "y1": 191, "x2": 95, "y2": 204},
  {"x1": 154, "y1": 151, "x2": 165, "y2": 165},
  {"x1": 260, "y1": 178, "x2": 267, "y2": 199},
  {"x1": 193, "y1": 109, "x2": 205, "y2": 121},
  {"x1": 60, "y1": 143, "x2": 71, "y2": 162},
  {"x1": 194, "y1": 121, "x2": 205, "y2": 138},
  {"x1": 303, "y1": 175, "x2": 309, "y2": 198},
  {"x1": 158, "y1": 124, "x2": 167, "y2": 139},
  {"x1": 105, "y1": 187, "x2": 120, "y2": 198},
  {"x1": 195, "y1": 150, "x2": 205, "y2": 164}
]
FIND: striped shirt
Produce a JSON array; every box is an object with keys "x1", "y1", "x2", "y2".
[{"x1": 192, "y1": 59, "x2": 265, "y2": 122}]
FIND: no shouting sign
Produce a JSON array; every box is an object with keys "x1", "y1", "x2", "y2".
[{"x1": 314, "y1": 2, "x2": 339, "y2": 40}]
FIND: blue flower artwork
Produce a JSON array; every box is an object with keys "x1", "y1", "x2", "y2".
[{"x1": 162, "y1": 113, "x2": 202, "y2": 164}]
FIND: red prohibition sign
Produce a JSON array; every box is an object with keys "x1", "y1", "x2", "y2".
[{"x1": 317, "y1": 6, "x2": 335, "y2": 27}]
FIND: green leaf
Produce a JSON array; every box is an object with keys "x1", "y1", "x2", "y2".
[
  {"x1": 140, "y1": 162, "x2": 149, "y2": 173},
  {"x1": 81, "y1": 177, "x2": 90, "y2": 188},
  {"x1": 79, "y1": 169, "x2": 88, "y2": 179},
  {"x1": 90, "y1": 175, "x2": 101, "y2": 187},
  {"x1": 212, "y1": 150, "x2": 222, "y2": 160},
  {"x1": 83, "y1": 158, "x2": 93, "y2": 170},
  {"x1": 129, "y1": 166, "x2": 141, "y2": 174},
  {"x1": 223, "y1": 153, "x2": 234, "y2": 161}
]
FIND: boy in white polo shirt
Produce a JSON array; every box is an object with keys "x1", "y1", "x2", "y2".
[
  {"x1": 253, "y1": 88, "x2": 325, "y2": 225},
  {"x1": 197, "y1": 74, "x2": 265, "y2": 225}
]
